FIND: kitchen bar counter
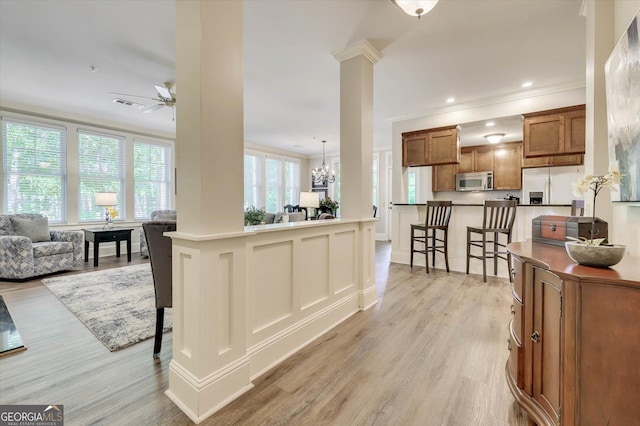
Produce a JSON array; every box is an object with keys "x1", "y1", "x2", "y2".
[{"x1": 390, "y1": 203, "x2": 574, "y2": 279}]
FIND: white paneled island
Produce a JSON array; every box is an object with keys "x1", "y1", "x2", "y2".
[{"x1": 390, "y1": 203, "x2": 573, "y2": 279}]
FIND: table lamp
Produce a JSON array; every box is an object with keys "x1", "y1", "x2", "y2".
[
  {"x1": 95, "y1": 192, "x2": 117, "y2": 229},
  {"x1": 299, "y1": 191, "x2": 320, "y2": 220}
]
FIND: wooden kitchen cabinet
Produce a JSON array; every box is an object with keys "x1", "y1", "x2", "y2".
[
  {"x1": 457, "y1": 147, "x2": 474, "y2": 173},
  {"x1": 431, "y1": 163, "x2": 457, "y2": 192},
  {"x1": 402, "y1": 125, "x2": 459, "y2": 167},
  {"x1": 402, "y1": 132, "x2": 428, "y2": 166},
  {"x1": 493, "y1": 142, "x2": 522, "y2": 190},
  {"x1": 458, "y1": 146, "x2": 494, "y2": 173},
  {"x1": 523, "y1": 105, "x2": 585, "y2": 158},
  {"x1": 506, "y1": 241, "x2": 640, "y2": 426},
  {"x1": 522, "y1": 153, "x2": 583, "y2": 168}
]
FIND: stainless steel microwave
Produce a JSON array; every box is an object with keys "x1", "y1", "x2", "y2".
[{"x1": 456, "y1": 171, "x2": 494, "y2": 191}]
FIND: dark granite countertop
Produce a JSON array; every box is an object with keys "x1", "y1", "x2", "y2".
[{"x1": 393, "y1": 203, "x2": 571, "y2": 207}]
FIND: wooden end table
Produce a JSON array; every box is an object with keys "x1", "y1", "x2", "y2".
[{"x1": 83, "y1": 227, "x2": 134, "y2": 267}]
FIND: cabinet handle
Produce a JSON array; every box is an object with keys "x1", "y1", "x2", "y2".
[
  {"x1": 507, "y1": 338, "x2": 512, "y2": 351},
  {"x1": 531, "y1": 331, "x2": 540, "y2": 343},
  {"x1": 511, "y1": 268, "x2": 516, "y2": 279},
  {"x1": 510, "y1": 304, "x2": 515, "y2": 315}
]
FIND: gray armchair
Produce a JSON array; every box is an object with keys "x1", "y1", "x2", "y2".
[
  {"x1": 0, "y1": 214, "x2": 83, "y2": 279},
  {"x1": 143, "y1": 221, "x2": 176, "y2": 359}
]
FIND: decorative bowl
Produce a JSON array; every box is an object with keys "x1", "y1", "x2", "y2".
[{"x1": 565, "y1": 241, "x2": 626, "y2": 268}]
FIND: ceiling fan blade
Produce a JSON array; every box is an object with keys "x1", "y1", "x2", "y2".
[
  {"x1": 154, "y1": 85, "x2": 173, "y2": 101},
  {"x1": 109, "y1": 92, "x2": 157, "y2": 101},
  {"x1": 143, "y1": 104, "x2": 165, "y2": 114}
]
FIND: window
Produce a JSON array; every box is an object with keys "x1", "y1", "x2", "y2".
[
  {"x1": 330, "y1": 159, "x2": 341, "y2": 206},
  {"x1": 244, "y1": 154, "x2": 262, "y2": 209},
  {"x1": 134, "y1": 140, "x2": 172, "y2": 219},
  {"x1": 265, "y1": 158, "x2": 282, "y2": 213},
  {"x1": 372, "y1": 154, "x2": 379, "y2": 207},
  {"x1": 284, "y1": 160, "x2": 300, "y2": 206},
  {"x1": 244, "y1": 153, "x2": 300, "y2": 212},
  {"x1": 407, "y1": 171, "x2": 417, "y2": 204},
  {"x1": 2, "y1": 119, "x2": 67, "y2": 222},
  {"x1": 78, "y1": 131, "x2": 125, "y2": 221}
]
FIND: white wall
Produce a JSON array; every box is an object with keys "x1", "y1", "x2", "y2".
[{"x1": 611, "y1": 1, "x2": 640, "y2": 256}]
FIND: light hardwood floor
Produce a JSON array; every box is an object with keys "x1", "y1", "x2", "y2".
[{"x1": 0, "y1": 243, "x2": 528, "y2": 425}]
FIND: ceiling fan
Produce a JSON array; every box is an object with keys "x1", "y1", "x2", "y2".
[{"x1": 110, "y1": 82, "x2": 176, "y2": 120}]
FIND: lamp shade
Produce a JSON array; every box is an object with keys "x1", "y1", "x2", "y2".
[
  {"x1": 484, "y1": 133, "x2": 505, "y2": 144},
  {"x1": 299, "y1": 191, "x2": 320, "y2": 208},
  {"x1": 392, "y1": 0, "x2": 439, "y2": 18},
  {"x1": 95, "y1": 192, "x2": 117, "y2": 206}
]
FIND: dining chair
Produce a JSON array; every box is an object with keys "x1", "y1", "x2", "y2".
[{"x1": 142, "y1": 221, "x2": 176, "y2": 359}]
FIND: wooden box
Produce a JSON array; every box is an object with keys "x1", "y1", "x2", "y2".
[{"x1": 532, "y1": 215, "x2": 608, "y2": 246}]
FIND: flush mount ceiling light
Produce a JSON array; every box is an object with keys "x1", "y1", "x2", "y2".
[
  {"x1": 484, "y1": 133, "x2": 506, "y2": 144},
  {"x1": 391, "y1": 0, "x2": 439, "y2": 19}
]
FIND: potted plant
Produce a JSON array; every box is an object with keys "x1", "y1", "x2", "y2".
[
  {"x1": 319, "y1": 197, "x2": 339, "y2": 215},
  {"x1": 566, "y1": 166, "x2": 626, "y2": 267},
  {"x1": 244, "y1": 206, "x2": 266, "y2": 226}
]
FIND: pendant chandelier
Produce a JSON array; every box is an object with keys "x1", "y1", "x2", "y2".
[{"x1": 312, "y1": 140, "x2": 335, "y2": 186}]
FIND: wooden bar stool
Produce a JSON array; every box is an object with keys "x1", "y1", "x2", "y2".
[
  {"x1": 466, "y1": 200, "x2": 517, "y2": 283},
  {"x1": 571, "y1": 199, "x2": 585, "y2": 216},
  {"x1": 410, "y1": 200, "x2": 453, "y2": 273}
]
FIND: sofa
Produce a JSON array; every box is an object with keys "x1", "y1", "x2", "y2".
[
  {"x1": 0, "y1": 214, "x2": 83, "y2": 279},
  {"x1": 140, "y1": 210, "x2": 177, "y2": 257},
  {"x1": 262, "y1": 211, "x2": 306, "y2": 224}
]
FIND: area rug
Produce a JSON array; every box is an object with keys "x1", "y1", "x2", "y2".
[{"x1": 42, "y1": 264, "x2": 171, "y2": 351}]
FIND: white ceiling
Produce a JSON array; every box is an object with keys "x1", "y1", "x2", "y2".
[{"x1": 0, "y1": 0, "x2": 586, "y2": 156}]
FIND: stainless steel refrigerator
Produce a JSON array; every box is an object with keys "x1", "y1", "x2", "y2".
[{"x1": 521, "y1": 165, "x2": 584, "y2": 205}]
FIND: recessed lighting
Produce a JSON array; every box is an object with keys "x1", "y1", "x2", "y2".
[
  {"x1": 89, "y1": 65, "x2": 98, "y2": 73},
  {"x1": 446, "y1": 97, "x2": 455, "y2": 103},
  {"x1": 485, "y1": 121, "x2": 495, "y2": 127},
  {"x1": 521, "y1": 81, "x2": 533, "y2": 88}
]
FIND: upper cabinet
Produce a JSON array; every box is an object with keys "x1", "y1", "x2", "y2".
[
  {"x1": 522, "y1": 105, "x2": 586, "y2": 158},
  {"x1": 402, "y1": 133, "x2": 428, "y2": 166},
  {"x1": 402, "y1": 125, "x2": 460, "y2": 167},
  {"x1": 433, "y1": 142, "x2": 522, "y2": 192},
  {"x1": 494, "y1": 143, "x2": 522, "y2": 190},
  {"x1": 458, "y1": 145, "x2": 494, "y2": 173}
]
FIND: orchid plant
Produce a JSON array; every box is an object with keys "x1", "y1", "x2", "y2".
[{"x1": 569, "y1": 166, "x2": 621, "y2": 246}]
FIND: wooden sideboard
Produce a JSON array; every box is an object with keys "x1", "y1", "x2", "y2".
[{"x1": 506, "y1": 241, "x2": 640, "y2": 426}]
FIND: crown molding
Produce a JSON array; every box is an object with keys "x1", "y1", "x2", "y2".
[
  {"x1": 332, "y1": 39, "x2": 383, "y2": 64},
  {"x1": 389, "y1": 81, "x2": 586, "y2": 123},
  {"x1": 0, "y1": 99, "x2": 175, "y2": 141}
]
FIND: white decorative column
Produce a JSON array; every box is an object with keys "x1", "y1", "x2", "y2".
[
  {"x1": 167, "y1": 1, "x2": 251, "y2": 423},
  {"x1": 584, "y1": 0, "x2": 615, "y2": 222},
  {"x1": 332, "y1": 40, "x2": 382, "y2": 310}
]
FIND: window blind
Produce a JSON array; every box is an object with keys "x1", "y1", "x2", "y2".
[
  {"x1": 78, "y1": 130, "x2": 125, "y2": 222},
  {"x1": 244, "y1": 154, "x2": 263, "y2": 209},
  {"x1": 2, "y1": 119, "x2": 67, "y2": 222},
  {"x1": 134, "y1": 139, "x2": 172, "y2": 219}
]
